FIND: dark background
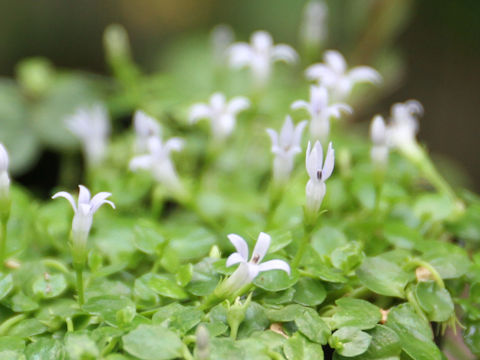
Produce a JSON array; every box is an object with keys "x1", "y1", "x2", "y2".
[{"x1": 1, "y1": 0, "x2": 479, "y2": 190}]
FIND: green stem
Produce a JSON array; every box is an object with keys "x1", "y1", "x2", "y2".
[
  {"x1": 76, "y1": 268, "x2": 85, "y2": 306},
  {"x1": 406, "y1": 285, "x2": 428, "y2": 323},
  {"x1": 265, "y1": 184, "x2": 283, "y2": 230},
  {"x1": 408, "y1": 258, "x2": 445, "y2": 288},
  {"x1": 0, "y1": 314, "x2": 26, "y2": 336},
  {"x1": 66, "y1": 317, "x2": 74, "y2": 332},
  {"x1": 292, "y1": 223, "x2": 314, "y2": 269},
  {"x1": 182, "y1": 344, "x2": 195, "y2": 360},
  {"x1": 0, "y1": 219, "x2": 7, "y2": 268}
]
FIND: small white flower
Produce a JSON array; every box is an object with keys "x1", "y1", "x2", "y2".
[
  {"x1": 266, "y1": 116, "x2": 307, "y2": 185},
  {"x1": 305, "y1": 50, "x2": 381, "y2": 100},
  {"x1": 300, "y1": 1, "x2": 328, "y2": 48},
  {"x1": 370, "y1": 115, "x2": 389, "y2": 168},
  {"x1": 0, "y1": 143, "x2": 10, "y2": 201},
  {"x1": 52, "y1": 185, "x2": 115, "y2": 267},
  {"x1": 291, "y1": 85, "x2": 352, "y2": 142},
  {"x1": 189, "y1": 93, "x2": 250, "y2": 141},
  {"x1": 387, "y1": 100, "x2": 423, "y2": 154},
  {"x1": 129, "y1": 136, "x2": 184, "y2": 195},
  {"x1": 211, "y1": 24, "x2": 234, "y2": 65},
  {"x1": 65, "y1": 103, "x2": 110, "y2": 167},
  {"x1": 305, "y1": 140, "x2": 334, "y2": 214},
  {"x1": 133, "y1": 110, "x2": 161, "y2": 153},
  {"x1": 221, "y1": 232, "x2": 290, "y2": 295},
  {"x1": 228, "y1": 30, "x2": 298, "y2": 87}
]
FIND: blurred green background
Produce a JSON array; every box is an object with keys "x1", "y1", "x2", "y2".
[{"x1": 0, "y1": 0, "x2": 479, "y2": 191}]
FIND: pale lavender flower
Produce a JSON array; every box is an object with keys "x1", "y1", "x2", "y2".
[
  {"x1": 211, "y1": 24, "x2": 234, "y2": 65},
  {"x1": 370, "y1": 115, "x2": 389, "y2": 168},
  {"x1": 305, "y1": 50, "x2": 381, "y2": 100},
  {"x1": 65, "y1": 103, "x2": 110, "y2": 166},
  {"x1": 133, "y1": 110, "x2": 161, "y2": 153},
  {"x1": 305, "y1": 140, "x2": 334, "y2": 214},
  {"x1": 300, "y1": 1, "x2": 328, "y2": 49},
  {"x1": 189, "y1": 93, "x2": 250, "y2": 141},
  {"x1": 0, "y1": 143, "x2": 10, "y2": 202},
  {"x1": 387, "y1": 100, "x2": 423, "y2": 154},
  {"x1": 266, "y1": 116, "x2": 307, "y2": 185},
  {"x1": 228, "y1": 30, "x2": 298, "y2": 87},
  {"x1": 291, "y1": 85, "x2": 352, "y2": 141}
]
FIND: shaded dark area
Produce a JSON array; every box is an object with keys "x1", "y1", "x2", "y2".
[{"x1": 1, "y1": 0, "x2": 480, "y2": 190}]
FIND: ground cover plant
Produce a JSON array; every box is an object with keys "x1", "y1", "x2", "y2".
[{"x1": 0, "y1": 1, "x2": 480, "y2": 359}]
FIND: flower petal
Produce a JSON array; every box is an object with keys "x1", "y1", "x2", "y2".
[
  {"x1": 164, "y1": 138, "x2": 184, "y2": 154},
  {"x1": 305, "y1": 64, "x2": 330, "y2": 81},
  {"x1": 348, "y1": 66, "x2": 382, "y2": 84},
  {"x1": 279, "y1": 116, "x2": 294, "y2": 148},
  {"x1": 78, "y1": 185, "x2": 91, "y2": 205},
  {"x1": 327, "y1": 103, "x2": 352, "y2": 119},
  {"x1": 226, "y1": 252, "x2": 245, "y2": 267},
  {"x1": 324, "y1": 50, "x2": 347, "y2": 74},
  {"x1": 291, "y1": 100, "x2": 310, "y2": 111},
  {"x1": 90, "y1": 192, "x2": 115, "y2": 213},
  {"x1": 189, "y1": 104, "x2": 211, "y2": 123},
  {"x1": 227, "y1": 96, "x2": 250, "y2": 115},
  {"x1": 227, "y1": 234, "x2": 249, "y2": 261},
  {"x1": 228, "y1": 43, "x2": 252, "y2": 68},
  {"x1": 129, "y1": 155, "x2": 153, "y2": 171},
  {"x1": 258, "y1": 259, "x2": 291, "y2": 275},
  {"x1": 266, "y1": 128, "x2": 278, "y2": 148},
  {"x1": 322, "y1": 142, "x2": 335, "y2": 180},
  {"x1": 52, "y1": 191, "x2": 77, "y2": 212},
  {"x1": 251, "y1": 232, "x2": 271, "y2": 263},
  {"x1": 272, "y1": 44, "x2": 298, "y2": 64}
]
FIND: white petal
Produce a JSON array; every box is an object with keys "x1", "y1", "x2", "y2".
[
  {"x1": 90, "y1": 192, "x2": 115, "y2": 213},
  {"x1": 405, "y1": 100, "x2": 424, "y2": 116},
  {"x1": 0, "y1": 143, "x2": 9, "y2": 172},
  {"x1": 247, "y1": 263, "x2": 261, "y2": 281},
  {"x1": 291, "y1": 100, "x2": 311, "y2": 112},
  {"x1": 348, "y1": 66, "x2": 382, "y2": 84},
  {"x1": 134, "y1": 110, "x2": 160, "y2": 137},
  {"x1": 266, "y1": 128, "x2": 279, "y2": 148},
  {"x1": 305, "y1": 64, "x2": 330, "y2": 81},
  {"x1": 78, "y1": 185, "x2": 91, "y2": 205},
  {"x1": 310, "y1": 85, "x2": 329, "y2": 113},
  {"x1": 189, "y1": 104, "x2": 211, "y2": 123},
  {"x1": 227, "y1": 234, "x2": 249, "y2": 261},
  {"x1": 228, "y1": 43, "x2": 252, "y2": 67},
  {"x1": 272, "y1": 44, "x2": 298, "y2": 64},
  {"x1": 306, "y1": 141, "x2": 323, "y2": 180},
  {"x1": 164, "y1": 138, "x2": 184, "y2": 153},
  {"x1": 279, "y1": 116, "x2": 294, "y2": 148},
  {"x1": 251, "y1": 232, "x2": 271, "y2": 263},
  {"x1": 226, "y1": 253, "x2": 245, "y2": 267},
  {"x1": 227, "y1": 97, "x2": 250, "y2": 115},
  {"x1": 251, "y1": 31, "x2": 273, "y2": 52},
  {"x1": 322, "y1": 142, "x2": 335, "y2": 180},
  {"x1": 129, "y1": 155, "x2": 153, "y2": 171},
  {"x1": 370, "y1": 115, "x2": 387, "y2": 145},
  {"x1": 327, "y1": 103, "x2": 353, "y2": 119},
  {"x1": 258, "y1": 259, "x2": 291, "y2": 275},
  {"x1": 52, "y1": 191, "x2": 77, "y2": 212},
  {"x1": 324, "y1": 50, "x2": 347, "y2": 74},
  {"x1": 210, "y1": 93, "x2": 227, "y2": 110}
]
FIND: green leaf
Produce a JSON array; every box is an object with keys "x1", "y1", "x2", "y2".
[
  {"x1": 145, "y1": 273, "x2": 188, "y2": 300},
  {"x1": 152, "y1": 303, "x2": 203, "y2": 334},
  {"x1": 295, "y1": 307, "x2": 330, "y2": 344},
  {"x1": 0, "y1": 337, "x2": 25, "y2": 352},
  {"x1": 32, "y1": 273, "x2": 67, "y2": 299},
  {"x1": 385, "y1": 304, "x2": 441, "y2": 360},
  {"x1": 83, "y1": 295, "x2": 136, "y2": 327},
  {"x1": 311, "y1": 226, "x2": 348, "y2": 257},
  {"x1": 284, "y1": 333, "x2": 324, "y2": 360},
  {"x1": 414, "y1": 281, "x2": 454, "y2": 322},
  {"x1": 332, "y1": 298, "x2": 382, "y2": 330},
  {"x1": 176, "y1": 263, "x2": 193, "y2": 287},
  {"x1": 64, "y1": 333, "x2": 99, "y2": 360},
  {"x1": 253, "y1": 267, "x2": 299, "y2": 292},
  {"x1": 383, "y1": 221, "x2": 423, "y2": 250},
  {"x1": 356, "y1": 257, "x2": 411, "y2": 298},
  {"x1": 122, "y1": 324, "x2": 183, "y2": 360},
  {"x1": 9, "y1": 319, "x2": 48, "y2": 338},
  {"x1": 464, "y1": 321, "x2": 480, "y2": 356},
  {"x1": 265, "y1": 304, "x2": 310, "y2": 322},
  {"x1": 209, "y1": 337, "x2": 245, "y2": 359},
  {"x1": 133, "y1": 221, "x2": 166, "y2": 255},
  {"x1": 268, "y1": 230, "x2": 293, "y2": 253},
  {"x1": 5, "y1": 292, "x2": 39, "y2": 312},
  {"x1": 24, "y1": 338, "x2": 65, "y2": 360},
  {"x1": 330, "y1": 327, "x2": 371, "y2": 357},
  {"x1": 0, "y1": 273, "x2": 14, "y2": 300},
  {"x1": 293, "y1": 278, "x2": 326, "y2": 306}
]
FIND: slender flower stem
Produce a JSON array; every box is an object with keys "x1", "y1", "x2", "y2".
[
  {"x1": 408, "y1": 258, "x2": 445, "y2": 288},
  {"x1": 292, "y1": 222, "x2": 315, "y2": 269},
  {"x1": 76, "y1": 268, "x2": 85, "y2": 306},
  {"x1": 406, "y1": 285, "x2": 428, "y2": 323},
  {"x1": 0, "y1": 219, "x2": 7, "y2": 268}
]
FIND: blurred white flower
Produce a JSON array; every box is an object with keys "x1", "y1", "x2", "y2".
[
  {"x1": 370, "y1": 115, "x2": 389, "y2": 168},
  {"x1": 189, "y1": 93, "x2": 250, "y2": 141},
  {"x1": 0, "y1": 143, "x2": 10, "y2": 202},
  {"x1": 133, "y1": 110, "x2": 161, "y2": 153},
  {"x1": 65, "y1": 103, "x2": 110, "y2": 167},
  {"x1": 228, "y1": 30, "x2": 298, "y2": 87},
  {"x1": 129, "y1": 136, "x2": 184, "y2": 195},
  {"x1": 300, "y1": 1, "x2": 328, "y2": 49},
  {"x1": 211, "y1": 24, "x2": 235, "y2": 65},
  {"x1": 266, "y1": 116, "x2": 307, "y2": 185},
  {"x1": 305, "y1": 140, "x2": 334, "y2": 214},
  {"x1": 291, "y1": 85, "x2": 352, "y2": 142},
  {"x1": 387, "y1": 100, "x2": 423, "y2": 155},
  {"x1": 305, "y1": 50, "x2": 381, "y2": 100},
  {"x1": 52, "y1": 185, "x2": 115, "y2": 267}
]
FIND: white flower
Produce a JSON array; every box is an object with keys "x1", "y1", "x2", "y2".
[
  {"x1": 387, "y1": 100, "x2": 423, "y2": 154},
  {"x1": 129, "y1": 136, "x2": 184, "y2": 195},
  {"x1": 291, "y1": 85, "x2": 352, "y2": 141},
  {"x1": 217, "y1": 232, "x2": 290, "y2": 296},
  {"x1": 228, "y1": 30, "x2": 298, "y2": 87},
  {"x1": 52, "y1": 185, "x2": 115, "y2": 268},
  {"x1": 65, "y1": 103, "x2": 110, "y2": 166},
  {"x1": 211, "y1": 24, "x2": 234, "y2": 65},
  {"x1": 305, "y1": 50, "x2": 381, "y2": 100},
  {"x1": 266, "y1": 116, "x2": 307, "y2": 185},
  {"x1": 0, "y1": 143, "x2": 10, "y2": 201},
  {"x1": 305, "y1": 141, "x2": 334, "y2": 214},
  {"x1": 133, "y1": 110, "x2": 161, "y2": 153},
  {"x1": 189, "y1": 93, "x2": 250, "y2": 141},
  {"x1": 300, "y1": 1, "x2": 328, "y2": 48},
  {"x1": 370, "y1": 115, "x2": 389, "y2": 168}
]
